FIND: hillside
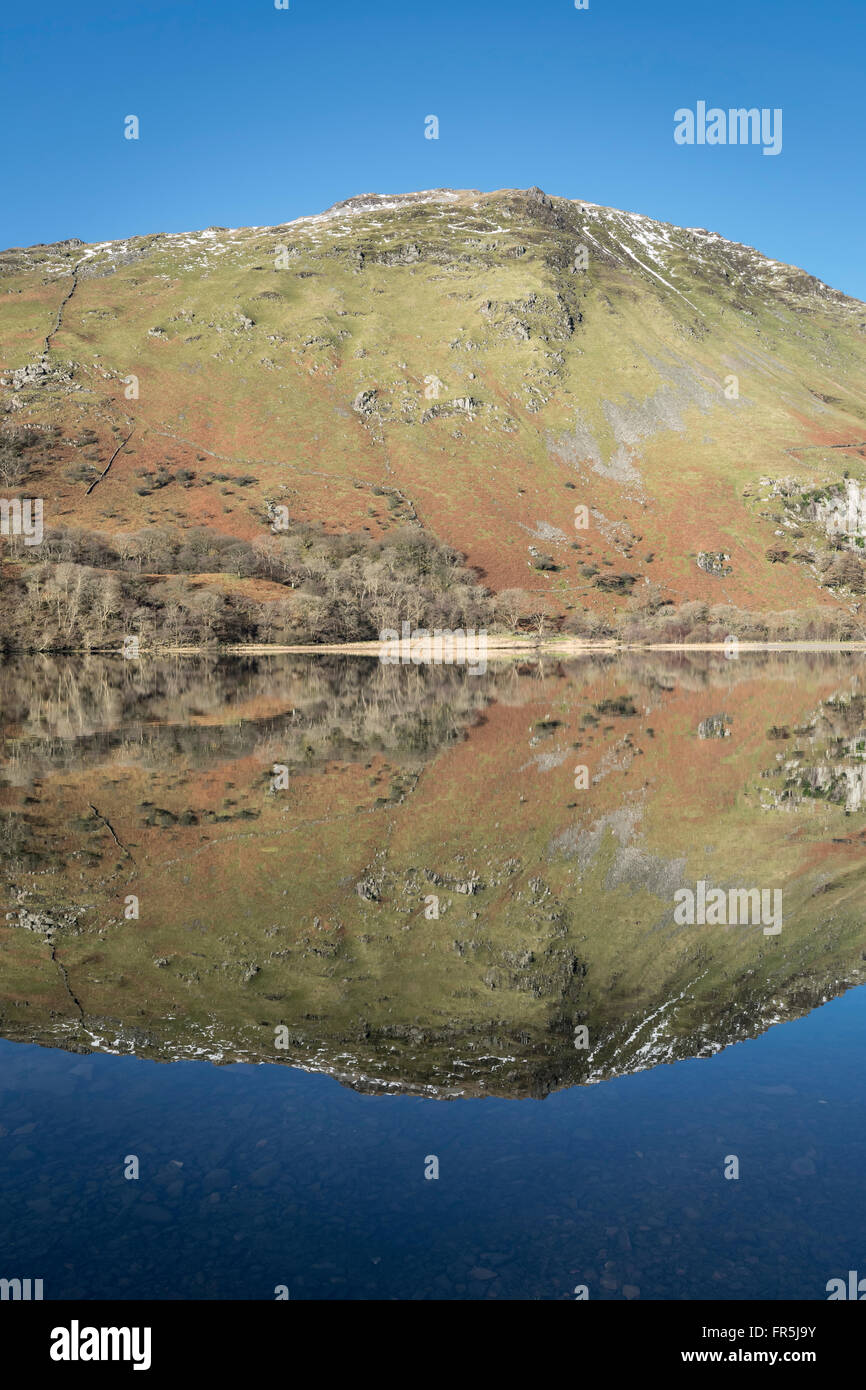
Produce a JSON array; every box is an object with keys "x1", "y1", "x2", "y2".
[{"x1": 2, "y1": 187, "x2": 866, "y2": 647}]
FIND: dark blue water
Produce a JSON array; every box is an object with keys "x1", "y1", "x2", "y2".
[{"x1": 1, "y1": 985, "x2": 864, "y2": 1301}]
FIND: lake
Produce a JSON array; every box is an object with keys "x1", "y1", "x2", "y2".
[{"x1": 1, "y1": 651, "x2": 864, "y2": 1299}]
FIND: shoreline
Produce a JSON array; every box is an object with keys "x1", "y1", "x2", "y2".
[
  {"x1": 214, "y1": 639, "x2": 866, "y2": 655},
  {"x1": 5, "y1": 638, "x2": 866, "y2": 658}
]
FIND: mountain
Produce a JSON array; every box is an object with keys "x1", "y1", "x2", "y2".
[{"x1": 2, "y1": 187, "x2": 866, "y2": 647}]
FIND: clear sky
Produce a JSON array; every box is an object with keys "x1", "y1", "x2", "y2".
[{"x1": 3, "y1": 0, "x2": 864, "y2": 298}]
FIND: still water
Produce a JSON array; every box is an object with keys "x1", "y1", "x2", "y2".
[{"x1": 1, "y1": 652, "x2": 864, "y2": 1299}]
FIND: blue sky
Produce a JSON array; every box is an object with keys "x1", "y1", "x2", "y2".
[{"x1": 3, "y1": 0, "x2": 864, "y2": 298}]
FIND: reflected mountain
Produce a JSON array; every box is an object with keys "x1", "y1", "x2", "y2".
[{"x1": 2, "y1": 652, "x2": 866, "y2": 1097}]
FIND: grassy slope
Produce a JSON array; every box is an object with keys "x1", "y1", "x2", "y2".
[{"x1": 2, "y1": 188, "x2": 866, "y2": 626}]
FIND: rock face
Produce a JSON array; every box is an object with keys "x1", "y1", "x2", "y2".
[{"x1": 813, "y1": 479, "x2": 866, "y2": 543}]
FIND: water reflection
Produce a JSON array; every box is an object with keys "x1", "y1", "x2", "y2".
[{"x1": 2, "y1": 652, "x2": 865, "y2": 1098}]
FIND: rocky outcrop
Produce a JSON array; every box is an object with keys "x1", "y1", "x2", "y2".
[
  {"x1": 1, "y1": 357, "x2": 75, "y2": 392},
  {"x1": 352, "y1": 388, "x2": 378, "y2": 418},
  {"x1": 813, "y1": 479, "x2": 866, "y2": 542},
  {"x1": 697, "y1": 551, "x2": 732, "y2": 576},
  {"x1": 698, "y1": 714, "x2": 732, "y2": 739}
]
